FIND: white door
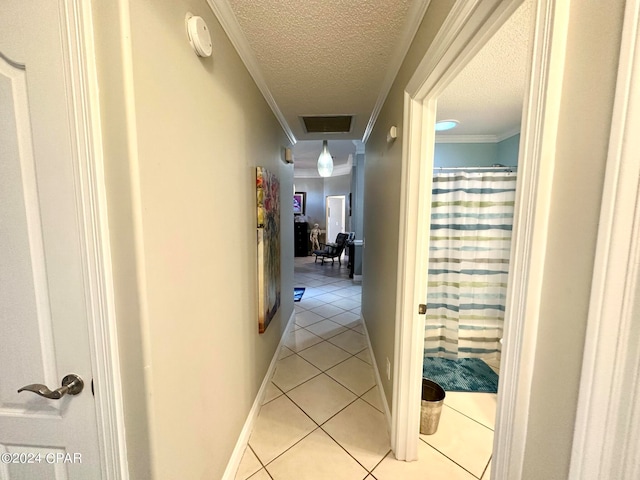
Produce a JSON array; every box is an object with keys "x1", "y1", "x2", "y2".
[
  {"x1": 326, "y1": 196, "x2": 346, "y2": 243},
  {"x1": 0, "y1": 1, "x2": 102, "y2": 479}
]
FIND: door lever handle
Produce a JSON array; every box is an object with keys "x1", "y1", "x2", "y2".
[{"x1": 18, "y1": 374, "x2": 84, "y2": 399}]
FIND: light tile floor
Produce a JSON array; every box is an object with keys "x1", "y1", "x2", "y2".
[{"x1": 236, "y1": 256, "x2": 496, "y2": 480}]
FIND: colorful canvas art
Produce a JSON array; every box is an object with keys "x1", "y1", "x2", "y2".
[{"x1": 256, "y1": 167, "x2": 281, "y2": 333}]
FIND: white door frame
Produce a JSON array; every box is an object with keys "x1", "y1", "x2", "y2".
[
  {"x1": 393, "y1": 2, "x2": 570, "y2": 480},
  {"x1": 59, "y1": 1, "x2": 128, "y2": 478},
  {"x1": 569, "y1": 1, "x2": 640, "y2": 478}
]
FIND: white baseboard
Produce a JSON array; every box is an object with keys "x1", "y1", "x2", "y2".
[
  {"x1": 353, "y1": 275, "x2": 363, "y2": 283},
  {"x1": 360, "y1": 314, "x2": 392, "y2": 433},
  {"x1": 222, "y1": 310, "x2": 296, "y2": 480}
]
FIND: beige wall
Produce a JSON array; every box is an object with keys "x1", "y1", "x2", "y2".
[
  {"x1": 92, "y1": 0, "x2": 293, "y2": 478},
  {"x1": 362, "y1": 0, "x2": 456, "y2": 408},
  {"x1": 521, "y1": 1, "x2": 624, "y2": 477},
  {"x1": 363, "y1": 0, "x2": 625, "y2": 475}
]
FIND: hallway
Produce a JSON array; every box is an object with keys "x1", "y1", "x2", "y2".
[{"x1": 235, "y1": 257, "x2": 495, "y2": 479}]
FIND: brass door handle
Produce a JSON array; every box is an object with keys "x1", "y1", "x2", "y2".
[{"x1": 18, "y1": 374, "x2": 84, "y2": 399}]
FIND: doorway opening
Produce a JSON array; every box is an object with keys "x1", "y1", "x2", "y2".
[
  {"x1": 326, "y1": 195, "x2": 346, "y2": 244},
  {"x1": 415, "y1": 2, "x2": 533, "y2": 473},
  {"x1": 393, "y1": 1, "x2": 570, "y2": 479}
]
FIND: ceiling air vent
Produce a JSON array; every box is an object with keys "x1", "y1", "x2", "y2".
[{"x1": 301, "y1": 115, "x2": 353, "y2": 134}]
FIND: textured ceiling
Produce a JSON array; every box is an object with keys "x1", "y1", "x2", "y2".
[
  {"x1": 225, "y1": 0, "x2": 417, "y2": 141},
  {"x1": 437, "y1": 0, "x2": 534, "y2": 139},
  {"x1": 211, "y1": 0, "x2": 534, "y2": 173}
]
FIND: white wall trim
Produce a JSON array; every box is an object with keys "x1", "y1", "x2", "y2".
[
  {"x1": 496, "y1": 127, "x2": 521, "y2": 142},
  {"x1": 569, "y1": 1, "x2": 640, "y2": 478},
  {"x1": 406, "y1": 0, "x2": 516, "y2": 99},
  {"x1": 206, "y1": 0, "x2": 296, "y2": 145},
  {"x1": 493, "y1": 2, "x2": 569, "y2": 478},
  {"x1": 361, "y1": 314, "x2": 392, "y2": 433},
  {"x1": 435, "y1": 129, "x2": 521, "y2": 144},
  {"x1": 352, "y1": 140, "x2": 365, "y2": 155},
  {"x1": 394, "y1": 0, "x2": 524, "y2": 461},
  {"x1": 61, "y1": 1, "x2": 128, "y2": 478},
  {"x1": 436, "y1": 127, "x2": 520, "y2": 143},
  {"x1": 394, "y1": 2, "x2": 569, "y2": 475},
  {"x1": 434, "y1": 130, "x2": 521, "y2": 144},
  {"x1": 222, "y1": 310, "x2": 296, "y2": 480},
  {"x1": 391, "y1": 92, "x2": 433, "y2": 460},
  {"x1": 362, "y1": 0, "x2": 432, "y2": 143},
  {"x1": 435, "y1": 134, "x2": 500, "y2": 144}
]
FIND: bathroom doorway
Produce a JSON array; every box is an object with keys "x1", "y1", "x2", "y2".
[{"x1": 393, "y1": 1, "x2": 570, "y2": 479}]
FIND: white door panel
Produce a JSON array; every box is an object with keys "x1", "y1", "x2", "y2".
[{"x1": 0, "y1": 1, "x2": 102, "y2": 478}]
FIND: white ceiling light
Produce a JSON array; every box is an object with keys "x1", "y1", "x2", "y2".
[
  {"x1": 435, "y1": 119, "x2": 459, "y2": 131},
  {"x1": 317, "y1": 140, "x2": 333, "y2": 177}
]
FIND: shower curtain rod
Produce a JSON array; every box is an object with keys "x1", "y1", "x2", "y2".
[{"x1": 434, "y1": 165, "x2": 516, "y2": 171}]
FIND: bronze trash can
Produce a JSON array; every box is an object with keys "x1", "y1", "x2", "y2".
[{"x1": 420, "y1": 379, "x2": 446, "y2": 435}]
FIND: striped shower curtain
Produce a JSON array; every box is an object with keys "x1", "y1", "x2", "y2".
[{"x1": 424, "y1": 170, "x2": 516, "y2": 360}]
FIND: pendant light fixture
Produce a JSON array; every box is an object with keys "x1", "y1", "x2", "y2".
[{"x1": 317, "y1": 140, "x2": 333, "y2": 177}]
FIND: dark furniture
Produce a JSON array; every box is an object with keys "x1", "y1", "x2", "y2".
[
  {"x1": 313, "y1": 232, "x2": 349, "y2": 265},
  {"x1": 348, "y1": 242, "x2": 355, "y2": 278},
  {"x1": 294, "y1": 222, "x2": 308, "y2": 257}
]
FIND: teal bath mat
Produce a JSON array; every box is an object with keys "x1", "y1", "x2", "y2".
[{"x1": 423, "y1": 357, "x2": 499, "y2": 393}]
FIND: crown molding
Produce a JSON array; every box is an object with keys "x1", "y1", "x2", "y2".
[
  {"x1": 206, "y1": 0, "x2": 297, "y2": 145},
  {"x1": 435, "y1": 134, "x2": 499, "y2": 143},
  {"x1": 496, "y1": 127, "x2": 521, "y2": 142},
  {"x1": 436, "y1": 129, "x2": 521, "y2": 144},
  {"x1": 362, "y1": 0, "x2": 432, "y2": 143},
  {"x1": 352, "y1": 139, "x2": 366, "y2": 154}
]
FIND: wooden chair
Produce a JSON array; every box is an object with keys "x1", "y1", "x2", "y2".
[{"x1": 313, "y1": 233, "x2": 350, "y2": 265}]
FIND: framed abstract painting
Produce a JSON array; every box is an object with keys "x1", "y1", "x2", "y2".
[
  {"x1": 256, "y1": 167, "x2": 281, "y2": 333},
  {"x1": 293, "y1": 192, "x2": 306, "y2": 215}
]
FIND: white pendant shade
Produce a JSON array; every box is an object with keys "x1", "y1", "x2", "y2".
[{"x1": 317, "y1": 140, "x2": 333, "y2": 177}]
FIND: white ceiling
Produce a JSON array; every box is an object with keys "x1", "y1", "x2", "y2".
[
  {"x1": 208, "y1": 0, "x2": 534, "y2": 172},
  {"x1": 436, "y1": 0, "x2": 533, "y2": 141},
  {"x1": 210, "y1": 0, "x2": 430, "y2": 143}
]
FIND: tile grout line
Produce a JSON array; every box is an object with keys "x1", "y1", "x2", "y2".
[
  {"x1": 270, "y1": 260, "x2": 391, "y2": 476},
  {"x1": 442, "y1": 403, "x2": 496, "y2": 432},
  {"x1": 420, "y1": 438, "x2": 488, "y2": 479},
  {"x1": 257, "y1": 426, "x2": 319, "y2": 474},
  {"x1": 267, "y1": 333, "x2": 388, "y2": 472},
  {"x1": 245, "y1": 444, "x2": 273, "y2": 480},
  {"x1": 260, "y1": 371, "x2": 373, "y2": 471},
  {"x1": 273, "y1": 359, "x2": 381, "y2": 416},
  {"x1": 272, "y1": 345, "x2": 372, "y2": 400},
  {"x1": 318, "y1": 424, "x2": 381, "y2": 474},
  {"x1": 269, "y1": 354, "x2": 387, "y2": 473},
  {"x1": 479, "y1": 455, "x2": 492, "y2": 480},
  {"x1": 299, "y1": 255, "x2": 496, "y2": 480},
  {"x1": 369, "y1": 448, "x2": 392, "y2": 475}
]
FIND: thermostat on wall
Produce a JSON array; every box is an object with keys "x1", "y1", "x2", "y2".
[{"x1": 186, "y1": 13, "x2": 213, "y2": 58}]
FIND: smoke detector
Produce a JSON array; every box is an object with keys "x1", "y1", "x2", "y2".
[{"x1": 186, "y1": 13, "x2": 212, "y2": 58}]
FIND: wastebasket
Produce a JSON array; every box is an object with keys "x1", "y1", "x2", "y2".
[{"x1": 420, "y1": 378, "x2": 446, "y2": 435}]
